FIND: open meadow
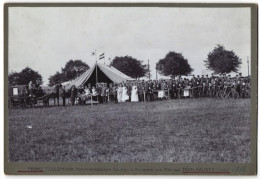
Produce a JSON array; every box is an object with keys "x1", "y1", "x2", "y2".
[{"x1": 8, "y1": 98, "x2": 251, "y2": 163}]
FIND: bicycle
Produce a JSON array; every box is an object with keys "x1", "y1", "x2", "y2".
[{"x1": 227, "y1": 86, "x2": 239, "y2": 100}]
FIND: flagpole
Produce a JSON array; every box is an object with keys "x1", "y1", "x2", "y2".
[
  {"x1": 95, "y1": 49, "x2": 98, "y2": 85},
  {"x1": 104, "y1": 53, "x2": 106, "y2": 65}
]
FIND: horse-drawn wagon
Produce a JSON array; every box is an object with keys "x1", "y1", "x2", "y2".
[
  {"x1": 8, "y1": 85, "x2": 28, "y2": 108},
  {"x1": 8, "y1": 85, "x2": 56, "y2": 108}
]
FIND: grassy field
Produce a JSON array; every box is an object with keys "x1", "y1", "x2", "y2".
[{"x1": 8, "y1": 98, "x2": 251, "y2": 163}]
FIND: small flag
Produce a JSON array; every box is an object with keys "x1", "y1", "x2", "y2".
[{"x1": 99, "y1": 53, "x2": 105, "y2": 60}]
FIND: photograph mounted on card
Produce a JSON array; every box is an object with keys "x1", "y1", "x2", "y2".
[{"x1": 4, "y1": 3, "x2": 257, "y2": 175}]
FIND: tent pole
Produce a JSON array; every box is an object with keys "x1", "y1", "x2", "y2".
[{"x1": 96, "y1": 64, "x2": 98, "y2": 85}]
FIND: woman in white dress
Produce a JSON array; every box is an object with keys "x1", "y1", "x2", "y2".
[
  {"x1": 121, "y1": 84, "x2": 129, "y2": 102},
  {"x1": 117, "y1": 83, "x2": 123, "y2": 103},
  {"x1": 131, "y1": 83, "x2": 139, "y2": 102},
  {"x1": 81, "y1": 86, "x2": 91, "y2": 101}
]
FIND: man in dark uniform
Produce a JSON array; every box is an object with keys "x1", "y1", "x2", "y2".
[
  {"x1": 61, "y1": 86, "x2": 66, "y2": 106},
  {"x1": 137, "y1": 82, "x2": 143, "y2": 102},
  {"x1": 96, "y1": 83, "x2": 102, "y2": 103},
  {"x1": 113, "y1": 83, "x2": 118, "y2": 104},
  {"x1": 146, "y1": 80, "x2": 153, "y2": 101},
  {"x1": 205, "y1": 75, "x2": 210, "y2": 96},
  {"x1": 176, "y1": 77, "x2": 183, "y2": 99},
  {"x1": 127, "y1": 82, "x2": 132, "y2": 102},
  {"x1": 109, "y1": 83, "x2": 114, "y2": 102},
  {"x1": 70, "y1": 85, "x2": 77, "y2": 106},
  {"x1": 100, "y1": 83, "x2": 107, "y2": 104},
  {"x1": 218, "y1": 73, "x2": 224, "y2": 90},
  {"x1": 190, "y1": 75, "x2": 197, "y2": 97},
  {"x1": 54, "y1": 83, "x2": 62, "y2": 106},
  {"x1": 171, "y1": 79, "x2": 177, "y2": 99}
]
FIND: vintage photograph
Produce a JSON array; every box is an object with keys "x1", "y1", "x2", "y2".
[{"x1": 5, "y1": 3, "x2": 256, "y2": 174}]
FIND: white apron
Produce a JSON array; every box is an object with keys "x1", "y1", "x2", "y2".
[
  {"x1": 121, "y1": 86, "x2": 129, "y2": 102},
  {"x1": 131, "y1": 85, "x2": 139, "y2": 102},
  {"x1": 117, "y1": 87, "x2": 122, "y2": 103}
]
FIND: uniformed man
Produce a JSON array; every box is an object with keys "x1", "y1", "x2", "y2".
[
  {"x1": 100, "y1": 83, "x2": 107, "y2": 104},
  {"x1": 137, "y1": 82, "x2": 143, "y2": 102},
  {"x1": 61, "y1": 86, "x2": 66, "y2": 106},
  {"x1": 109, "y1": 83, "x2": 114, "y2": 102},
  {"x1": 70, "y1": 85, "x2": 77, "y2": 106},
  {"x1": 146, "y1": 80, "x2": 153, "y2": 101},
  {"x1": 96, "y1": 83, "x2": 102, "y2": 103},
  {"x1": 176, "y1": 77, "x2": 183, "y2": 99},
  {"x1": 113, "y1": 83, "x2": 118, "y2": 104},
  {"x1": 127, "y1": 82, "x2": 132, "y2": 102},
  {"x1": 171, "y1": 79, "x2": 177, "y2": 99}
]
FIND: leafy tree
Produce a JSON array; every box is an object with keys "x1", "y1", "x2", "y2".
[
  {"x1": 48, "y1": 71, "x2": 64, "y2": 86},
  {"x1": 156, "y1": 51, "x2": 193, "y2": 78},
  {"x1": 8, "y1": 72, "x2": 20, "y2": 86},
  {"x1": 8, "y1": 67, "x2": 43, "y2": 85},
  {"x1": 48, "y1": 59, "x2": 89, "y2": 86},
  {"x1": 62, "y1": 60, "x2": 89, "y2": 81},
  {"x1": 204, "y1": 44, "x2": 242, "y2": 74},
  {"x1": 110, "y1": 56, "x2": 149, "y2": 79}
]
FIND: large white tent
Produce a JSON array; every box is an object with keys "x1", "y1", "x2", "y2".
[{"x1": 61, "y1": 63, "x2": 134, "y2": 89}]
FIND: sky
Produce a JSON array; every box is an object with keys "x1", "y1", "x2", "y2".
[{"x1": 8, "y1": 7, "x2": 251, "y2": 85}]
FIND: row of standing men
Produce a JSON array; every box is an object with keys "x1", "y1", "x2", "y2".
[{"x1": 61, "y1": 73, "x2": 250, "y2": 105}]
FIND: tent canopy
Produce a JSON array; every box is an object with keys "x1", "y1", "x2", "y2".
[{"x1": 61, "y1": 63, "x2": 134, "y2": 89}]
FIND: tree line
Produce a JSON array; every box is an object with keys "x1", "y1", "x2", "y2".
[{"x1": 8, "y1": 44, "x2": 242, "y2": 86}]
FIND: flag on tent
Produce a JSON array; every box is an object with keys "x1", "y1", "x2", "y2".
[{"x1": 99, "y1": 53, "x2": 105, "y2": 60}]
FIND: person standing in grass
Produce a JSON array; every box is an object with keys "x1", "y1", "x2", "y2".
[
  {"x1": 70, "y1": 85, "x2": 77, "y2": 106},
  {"x1": 117, "y1": 83, "x2": 123, "y2": 103},
  {"x1": 61, "y1": 86, "x2": 66, "y2": 106},
  {"x1": 109, "y1": 83, "x2": 114, "y2": 102},
  {"x1": 121, "y1": 83, "x2": 129, "y2": 102},
  {"x1": 131, "y1": 82, "x2": 139, "y2": 102},
  {"x1": 113, "y1": 83, "x2": 118, "y2": 103},
  {"x1": 138, "y1": 82, "x2": 143, "y2": 102},
  {"x1": 101, "y1": 83, "x2": 107, "y2": 104},
  {"x1": 127, "y1": 82, "x2": 132, "y2": 102},
  {"x1": 92, "y1": 86, "x2": 98, "y2": 101}
]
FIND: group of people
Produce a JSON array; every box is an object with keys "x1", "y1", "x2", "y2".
[{"x1": 63, "y1": 73, "x2": 250, "y2": 106}]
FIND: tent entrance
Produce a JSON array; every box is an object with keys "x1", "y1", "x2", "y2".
[{"x1": 84, "y1": 65, "x2": 113, "y2": 86}]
